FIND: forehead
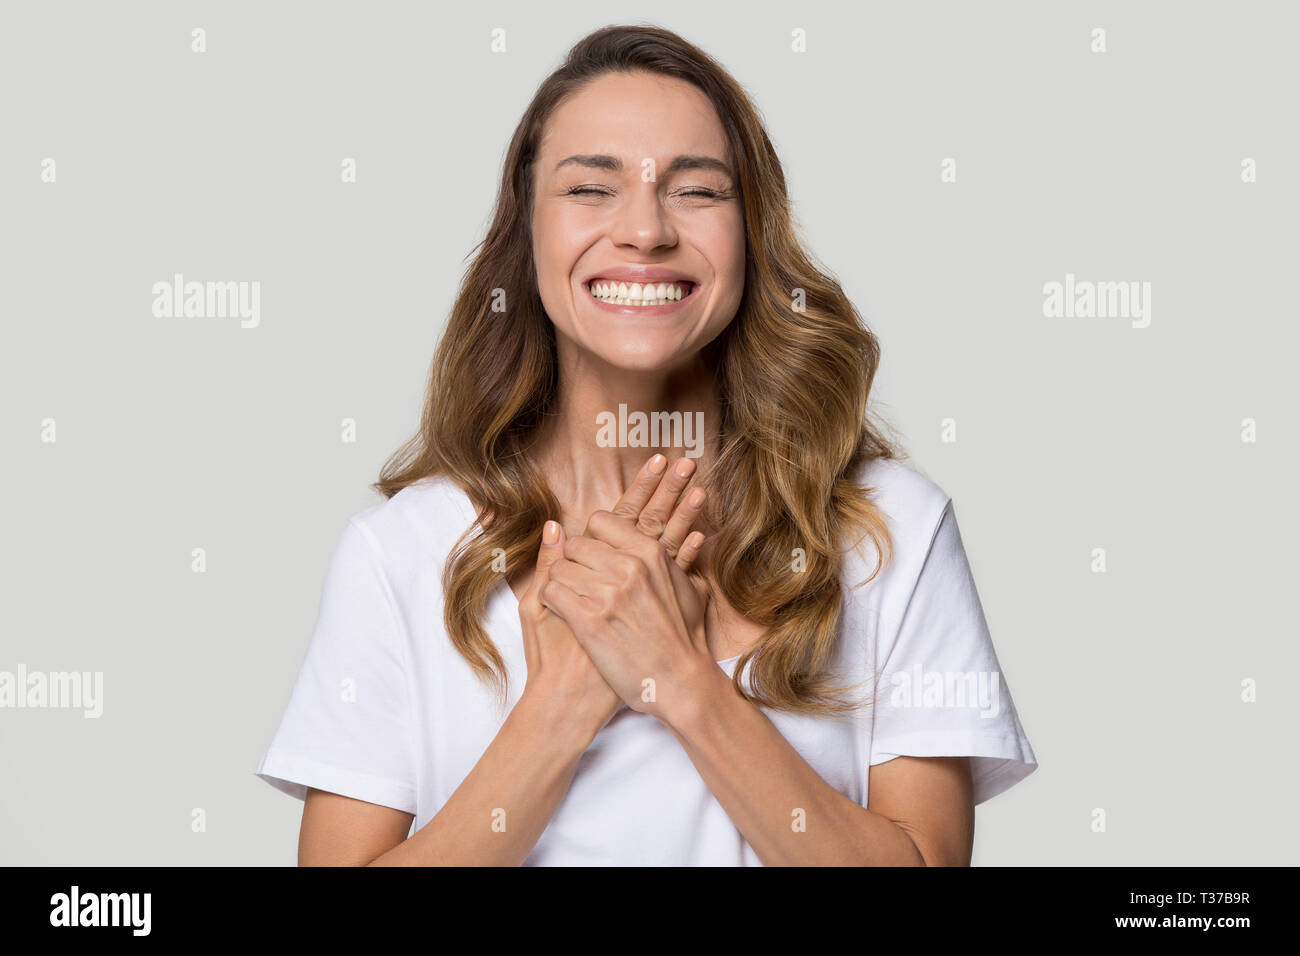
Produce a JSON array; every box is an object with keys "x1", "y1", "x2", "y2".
[{"x1": 538, "y1": 71, "x2": 729, "y2": 168}]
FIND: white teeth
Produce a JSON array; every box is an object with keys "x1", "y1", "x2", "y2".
[{"x1": 588, "y1": 280, "x2": 692, "y2": 305}]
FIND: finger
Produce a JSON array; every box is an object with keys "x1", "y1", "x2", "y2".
[
  {"x1": 607, "y1": 454, "x2": 668, "y2": 521},
  {"x1": 687, "y1": 566, "x2": 712, "y2": 609},
  {"x1": 528, "y1": 520, "x2": 565, "y2": 599},
  {"x1": 584, "y1": 508, "x2": 656, "y2": 549},
  {"x1": 560, "y1": 533, "x2": 620, "y2": 572},
  {"x1": 659, "y1": 485, "x2": 706, "y2": 558},
  {"x1": 540, "y1": 576, "x2": 598, "y2": 623},
  {"x1": 674, "y1": 530, "x2": 705, "y2": 573},
  {"x1": 665, "y1": 536, "x2": 712, "y2": 629},
  {"x1": 634, "y1": 456, "x2": 698, "y2": 539},
  {"x1": 547, "y1": 556, "x2": 604, "y2": 598}
]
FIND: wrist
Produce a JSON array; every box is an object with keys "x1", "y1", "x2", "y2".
[
  {"x1": 657, "y1": 654, "x2": 737, "y2": 738},
  {"x1": 513, "y1": 689, "x2": 603, "y2": 755}
]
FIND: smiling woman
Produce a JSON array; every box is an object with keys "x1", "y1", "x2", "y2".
[
  {"x1": 254, "y1": 23, "x2": 1037, "y2": 866},
  {"x1": 533, "y1": 70, "x2": 746, "y2": 371}
]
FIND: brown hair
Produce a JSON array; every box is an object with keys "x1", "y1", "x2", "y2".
[{"x1": 375, "y1": 24, "x2": 904, "y2": 715}]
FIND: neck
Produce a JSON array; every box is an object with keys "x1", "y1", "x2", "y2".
[{"x1": 533, "y1": 342, "x2": 722, "y2": 522}]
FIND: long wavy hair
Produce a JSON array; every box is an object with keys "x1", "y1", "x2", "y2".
[{"x1": 375, "y1": 24, "x2": 905, "y2": 716}]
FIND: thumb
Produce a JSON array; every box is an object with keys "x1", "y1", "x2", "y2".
[{"x1": 532, "y1": 520, "x2": 565, "y2": 593}]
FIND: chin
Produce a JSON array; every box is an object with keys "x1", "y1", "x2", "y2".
[
  {"x1": 602, "y1": 349, "x2": 687, "y2": 373},
  {"x1": 557, "y1": 324, "x2": 682, "y2": 365}
]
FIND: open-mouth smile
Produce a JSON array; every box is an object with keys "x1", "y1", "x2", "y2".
[{"x1": 585, "y1": 279, "x2": 698, "y2": 312}]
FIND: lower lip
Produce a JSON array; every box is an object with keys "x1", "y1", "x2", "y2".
[{"x1": 583, "y1": 283, "x2": 699, "y2": 315}]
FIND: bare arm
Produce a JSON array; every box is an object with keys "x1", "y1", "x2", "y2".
[
  {"x1": 298, "y1": 692, "x2": 601, "y2": 866},
  {"x1": 662, "y1": 662, "x2": 974, "y2": 866}
]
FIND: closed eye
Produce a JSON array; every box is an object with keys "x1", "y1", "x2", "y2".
[{"x1": 564, "y1": 185, "x2": 731, "y2": 200}]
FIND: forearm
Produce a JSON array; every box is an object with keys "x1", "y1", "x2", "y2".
[
  {"x1": 663, "y1": 664, "x2": 925, "y2": 866},
  {"x1": 370, "y1": 694, "x2": 596, "y2": 866}
]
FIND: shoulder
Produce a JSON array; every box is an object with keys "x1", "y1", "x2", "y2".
[
  {"x1": 843, "y1": 456, "x2": 955, "y2": 589},
  {"x1": 854, "y1": 456, "x2": 952, "y2": 538},
  {"x1": 345, "y1": 474, "x2": 479, "y2": 567}
]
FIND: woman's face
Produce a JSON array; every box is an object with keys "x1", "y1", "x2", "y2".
[{"x1": 531, "y1": 70, "x2": 746, "y2": 373}]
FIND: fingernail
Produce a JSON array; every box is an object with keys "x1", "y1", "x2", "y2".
[
  {"x1": 675, "y1": 458, "x2": 694, "y2": 478},
  {"x1": 543, "y1": 520, "x2": 559, "y2": 544},
  {"x1": 687, "y1": 488, "x2": 706, "y2": 508},
  {"x1": 648, "y1": 454, "x2": 667, "y2": 474}
]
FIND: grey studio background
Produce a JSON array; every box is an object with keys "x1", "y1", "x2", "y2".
[{"x1": 1, "y1": 0, "x2": 1296, "y2": 866}]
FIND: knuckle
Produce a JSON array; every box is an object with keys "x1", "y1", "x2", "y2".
[
  {"x1": 618, "y1": 554, "x2": 644, "y2": 582},
  {"x1": 635, "y1": 514, "x2": 665, "y2": 537},
  {"x1": 638, "y1": 536, "x2": 668, "y2": 563},
  {"x1": 614, "y1": 555, "x2": 641, "y2": 586}
]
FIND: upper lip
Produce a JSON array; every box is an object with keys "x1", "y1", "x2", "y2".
[{"x1": 583, "y1": 267, "x2": 698, "y2": 287}]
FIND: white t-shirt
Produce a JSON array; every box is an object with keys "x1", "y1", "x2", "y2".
[{"x1": 255, "y1": 456, "x2": 1037, "y2": 865}]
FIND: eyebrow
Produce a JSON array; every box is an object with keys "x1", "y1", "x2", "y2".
[{"x1": 553, "y1": 154, "x2": 734, "y2": 178}]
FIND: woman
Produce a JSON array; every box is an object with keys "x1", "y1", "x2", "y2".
[{"x1": 256, "y1": 24, "x2": 1037, "y2": 865}]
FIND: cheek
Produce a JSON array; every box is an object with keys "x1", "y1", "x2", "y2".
[
  {"x1": 698, "y1": 212, "x2": 747, "y2": 331},
  {"x1": 533, "y1": 205, "x2": 596, "y2": 291},
  {"x1": 724, "y1": 211, "x2": 747, "y2": 279},
  {"x1": 705, "y1": 214, "x2": 747, "y2": 310},
  {"x1": 692, "y1": 209, "x2": 746, "y2": 281},
  {"x1": 531, "y1": 208, "x2": 563, "y2": 284}
]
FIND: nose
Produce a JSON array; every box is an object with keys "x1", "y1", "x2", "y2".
[{"x1": 609, "y1": 182, "x2": 677, "y2": 253}]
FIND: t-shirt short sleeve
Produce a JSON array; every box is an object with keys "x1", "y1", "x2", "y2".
[
  {"x1": 255, "y1": 516, "x2": 417, "y2": 814},
  {"x1": 869, "y1": 499, "x2": 1037, "y2": 805}
]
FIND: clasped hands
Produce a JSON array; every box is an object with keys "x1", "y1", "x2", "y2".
[{"x1": 516, "y1": 453, "x2": 719, "y2": 736}]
